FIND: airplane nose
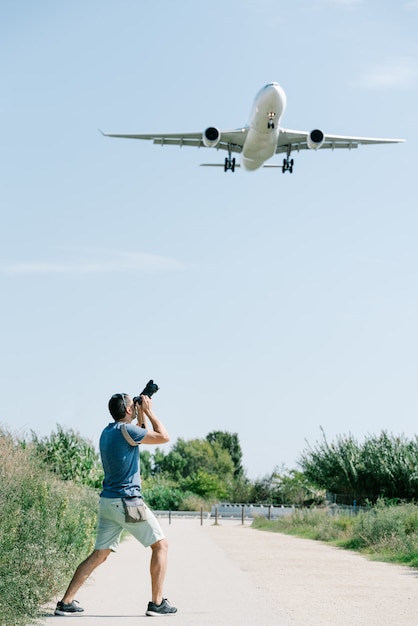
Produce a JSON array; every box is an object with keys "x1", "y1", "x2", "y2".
[
  {"x1": 273, "y1": 83, "x2": 287, "y2": 110},
  {"x1": 263, "y1": 82, "x2": 286, "y2": 104}
]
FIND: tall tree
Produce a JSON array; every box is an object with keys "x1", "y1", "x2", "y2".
[
  {"x1": 156, "y1": 438, "x2": 235, "y2": 483},
  {"x1": 206, "y1": 431, "x2": 244, "y2": 478}
]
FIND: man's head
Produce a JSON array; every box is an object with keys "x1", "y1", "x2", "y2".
[{"x1": 108, "y1": 393, "x2": 134, "y2": 421}]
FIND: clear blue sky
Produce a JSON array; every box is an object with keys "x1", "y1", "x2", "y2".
[{"x1": 1, "y1": 0, "x2": 416, "y2": 479}]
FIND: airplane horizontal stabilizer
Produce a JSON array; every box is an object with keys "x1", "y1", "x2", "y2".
[{"x1": 200, "y1": 163, "x2": 241, "y2": 168}]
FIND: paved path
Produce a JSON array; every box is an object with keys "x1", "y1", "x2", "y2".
[{"x1": 39, "y1": 518, "x2": 418, "y2": 625}]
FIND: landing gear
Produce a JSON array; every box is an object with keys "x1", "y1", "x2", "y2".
[
  {"x1": 282, "y1": 157, "x2": 294, "y2": 173},
  {"x1": 224, "y1": 153, "x2": 236, "y2": 172},
  {"x1": 282, "y1": 146, "x2": 294, "y2": 173},
  {"x1": 267, "y1": 112, "x2": 276, "y2": 129}
]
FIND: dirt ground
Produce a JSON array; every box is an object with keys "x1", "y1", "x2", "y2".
[
  {"x1": 39, "y1": 517, "x2": 418, "y2": 625},
  {"x1": 208, "y1": 521, "x2": 418, "y2": 626}
]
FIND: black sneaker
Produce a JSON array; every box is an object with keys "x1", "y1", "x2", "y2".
[
  {"x1": 146, "y1": 598, "x2": 177, "y2": 616},
  {"x1": 54, "y1": 600, "x2": 84, "y2": 616}
]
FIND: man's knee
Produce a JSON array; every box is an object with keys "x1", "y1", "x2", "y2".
[
  {"x1": 151, "y1": 538, "x2": 168, "y2": 554},
  {"x1": 91, "y1": 549, "x2": 112, "y2": 565}
]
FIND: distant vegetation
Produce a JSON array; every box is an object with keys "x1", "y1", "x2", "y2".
[
  {"x1": 139, "y1": 432, "x2": 320, "y2": 509},
  {"x1": 31, "y1": 425, "x2": 319, "y2": 510},
  {"x1": 299, "y1": 428, "x2": 418, "y2": 504}
]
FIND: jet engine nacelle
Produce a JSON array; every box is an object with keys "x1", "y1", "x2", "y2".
[
  {"x1": 307, "y1": 129, "x2": 325, "y2": 150},
  {"x1": 202, "y1": 127, "x2": 221, "y2": 148}
]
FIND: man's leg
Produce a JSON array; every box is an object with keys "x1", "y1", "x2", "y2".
[
  {"x1": 61, "y1": 549, "x2": 112, "y2": 604},
  {"x1": 150, "y1": 538, "x2": 168, "y2": 605}
]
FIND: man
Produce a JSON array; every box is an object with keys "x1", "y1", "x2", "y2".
[{"x1": 54, "y1": 392, "x2": 177, "y2": 617}]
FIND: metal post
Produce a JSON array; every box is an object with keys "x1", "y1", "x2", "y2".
[
  {"x1": 268, "y1": 505, "x2": 271, "y2": 520},
  {"x1": 241, "y1": 504, "x2": 245, "y2": 525},
  {"x1": 200, "y1": 506, "x2": 203, "y2": 526},
  {"x1": 215, "y1": 505, "x2": 218, "y2": 525},
  {"x1": 169, "y1": 510, "x2": 172, "y2": 525}
]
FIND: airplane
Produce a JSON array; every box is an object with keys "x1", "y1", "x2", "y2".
[{"x1": 101, "y1": 82, "x2": 404, "y2": 173}]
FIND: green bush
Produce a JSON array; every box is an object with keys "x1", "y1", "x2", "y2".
[
  {"x1": 142, "y1": 477, "x2": 187, "y2": 510},
  {"x1": 31, "y1": 424, "x2": 103, "y2": 489},
  {"x1": 182, "y1": 469, "x2": 229, "y2": 500},
  {"x1": 0, "y1": 427, "x2": 98, "y2": 626},
  {"x1": 347, "y1": 500, "x2": 418, "y2": 565}
]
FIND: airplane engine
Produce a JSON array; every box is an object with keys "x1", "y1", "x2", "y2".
[
  {"x1": 202, "y1": 127, "x2": 221, "y2": 148},
  {"x1": 307, "y1": 129, "x2": 325, "y2": 150}
]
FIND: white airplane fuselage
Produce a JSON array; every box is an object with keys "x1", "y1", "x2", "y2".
[{"x1": 241, "y1": 82, "x2": 287, "y2": 171}]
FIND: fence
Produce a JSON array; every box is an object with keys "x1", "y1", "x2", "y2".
[
  {"x1": 211, "y1": 503, "x2": 295, "y2": 520},
  {"x1": 154, "y1": 502, "x2": 366, "y2": 524},
  {"x1": 154, "y1": 503, "x2": 295, "y2": 525}
]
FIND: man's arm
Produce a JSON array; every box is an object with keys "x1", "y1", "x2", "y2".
[{"x1": 136, "y1": 396, "x2": 170, "y2": 445}]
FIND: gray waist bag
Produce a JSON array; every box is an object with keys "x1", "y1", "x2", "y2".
[{"x1": 122, "y1": 497, "x2": 148, "y2": 523}]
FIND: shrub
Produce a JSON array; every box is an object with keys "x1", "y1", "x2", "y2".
[
  {"x1": 347, "y1": 499, "x2": 418, "y2": 564},
  {"x1": 142, "y1": 477, "x2": 186, "y2": 510},
  {"x1": 0, "y1": 427, "x2": 98, "y2": 625},
  {"x1": 182, "y1": 469, "x2": 229, "y2": 500},
  {"x1": 31, "y1": 424, "x2": 103, "y2": 489}
]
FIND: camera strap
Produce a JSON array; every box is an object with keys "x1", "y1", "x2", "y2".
[{"x1": 120, "y1": 423, "x2": 139, "y2": 447}]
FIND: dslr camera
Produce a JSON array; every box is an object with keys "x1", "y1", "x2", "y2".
[{"x1": 133, "y1": 380, "x2": 159, "y2": 405}]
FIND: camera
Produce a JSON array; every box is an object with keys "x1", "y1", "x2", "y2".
[{"x1": 133, "y1": 380, "x2": 159, "y2": 405}]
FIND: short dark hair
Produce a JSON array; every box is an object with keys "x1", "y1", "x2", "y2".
[{"x1": 108, "y1": 393, "x2": 128, "y2": 421}]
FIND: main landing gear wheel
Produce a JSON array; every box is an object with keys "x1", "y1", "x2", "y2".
[
  {"x1": 224, "y1": 156, "x2": 236, "y2": 172},
  {"x1": 282, "y1": 158, "x2": 294, "y2": 174}
]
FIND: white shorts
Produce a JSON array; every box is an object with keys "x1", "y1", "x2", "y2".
[{"x1": 94, "y1": 497, "x2": 165, "y2": 551}]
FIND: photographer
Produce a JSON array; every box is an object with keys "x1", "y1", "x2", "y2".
[{"x1": 54, "y1": 390, "x2": 177, "y2": 617}]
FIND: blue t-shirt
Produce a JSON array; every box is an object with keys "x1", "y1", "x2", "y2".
[{"x1": 99, "y1": 422, "x2": 147, "y2": 498}]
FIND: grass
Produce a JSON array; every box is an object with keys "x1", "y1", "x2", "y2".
[
  {"x1": 252, "y1": 500, "x2": 418, "y2": 568},
  {"x1": 0, "y1": 428, "x2": 99, "y2": 625}
]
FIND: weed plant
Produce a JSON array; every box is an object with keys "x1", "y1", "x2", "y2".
[
  {"x1": 299, "y1": 430, "x2": 418, "y2": 503},
  {"x1": 252, "y1": 499, "x2": 418, "y2": 567},
  {"x1": 0, "y1": 428, "x2": 98, "y2": 625}
]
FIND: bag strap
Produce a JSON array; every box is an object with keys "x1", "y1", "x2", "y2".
[{"x1": 120, "y1": 423, "x2": 139, "y2": 447}]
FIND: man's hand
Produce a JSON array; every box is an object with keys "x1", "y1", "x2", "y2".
[
  {"x1": 139, "y1": 395, "x2": 153, "y2": 416},
  {"x1": 134, "y1": 402, "x2": 147, "y2": 429},
  {"x1": 138, "y1": 395, "x2": 170, "y2": 444}
]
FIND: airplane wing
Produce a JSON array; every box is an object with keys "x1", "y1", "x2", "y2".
[
  {"x1": 101, "y1": 129, "x2": 248, "y2": 154},
  {"x1": 276, "y1": 128, "x2": 405, "y2": 154}
]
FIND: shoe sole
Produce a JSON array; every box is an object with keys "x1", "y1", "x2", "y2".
[
  {"x1": 146, "y1": 610, "x2": 177, "y2": 616},
  {"x1": 54, "y1": 610, "x2": 84, "y2": 616}
]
